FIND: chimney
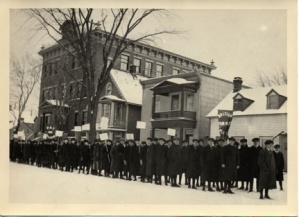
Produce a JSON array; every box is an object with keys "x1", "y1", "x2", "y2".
[{"x1": 233, "y1": 77, "x2": 243, "y2": 93}]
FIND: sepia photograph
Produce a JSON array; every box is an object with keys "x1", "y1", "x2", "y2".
[{"x1": 0, "y1": 0, "x2": 297, "y2": 216}]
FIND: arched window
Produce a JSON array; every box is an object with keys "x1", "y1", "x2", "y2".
[{"x1": 106, "y1": 82, "x2": 112, "y2": 95}]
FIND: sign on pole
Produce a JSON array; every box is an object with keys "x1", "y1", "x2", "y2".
[
  {"x1": 126, "y1": 133, "x2": 134, "y2": 140},
  {"x1": 136, "y1": 121, "x2": 146, "y2": 129},
  {"x1": 74, "y1": 126, "x2": 82, "y2": 132},
  {"x1": 55, "y1": 130, "x2": 63, "y2": 137},
  {"x1": 99, "y1": 133, "x2": 109, "y2": 141},
  {"x1": 167, "y1": 128, "x2": 176, "y2": 136},
  {"x1": 218, "y1": 110, "x2": 233, "y2": 140}
]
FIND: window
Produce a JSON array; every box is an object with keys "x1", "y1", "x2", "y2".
[
  {"x1": 106, "y1": 83, "x2": 112, "y2": 95},
  {"x1": 82, "y1": 111, "x2": 88, "y2": 125},
  {"x1": 43, "y1": 65, "x2": 47, "y2": 77},
  {"x1": 133, "y1": 58, "x2": 141, "y2": 74},
  {"x1": 45, "y1": 114, "x2": 51, "y2": 125},
  {"x1": 173, "y1": 68, "x2": 179, "y2": 75},
  {"x1": 54, "y1": 62, "x2": 58, "y2": 74},
  {"x1": 52, "y1": 86, "x2": 57, "y2": 100},
  {"x1": 103, "y1": 104, "x2": 110, "y2": 118},
  {"x1": 156, "y1": 64, "x2": 163, "y2": 77},
  {"x1": 76, "y1": 83, "x2": 81, "y2": 98},
  {"x1": 69, "y1": 83, "x2": 74, "y2": 98},
  {"x1": 171, "y1": 94, "x2": 180, "y2": 110},
  {"x1": 268, "y1": 94, "x2": 279, "y2": 109},
  {"x1": 42, "y1": 89, "x2": 47, "y2": 101},
  {"x1": 120, "y1": 55, "x2": 129, "y2": 71},
  {"x1": 115, "y1": 103, "x2": 123, "y2": 120},
  {"x1": 145, "y1": 61, "x2": 153, "y2": 77},
  {"x1": 155, "y1": 96, "x2": 161, "y2": 112},
  {"x1": 186, "y1": 93, "x2": 194, "y2": 111},
  {"x1": 74, "y1": 112, "x2": 79, "y2": 126},
  {"x1": 233, "y1": 98, "x2": 243, "y2": 111}
]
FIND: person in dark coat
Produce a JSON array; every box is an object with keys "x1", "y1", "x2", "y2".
[
  {"x1": 248, "y1": 137, "x2": 262, "y2": 192},
  {"x1": 221, "y1": 137, "x2": 240, "y2": 194},
  {"x1": 123, "y1": 140, "x2": 131, "y2": 180},
  {"x1": 42, "y1": 140, "x2": 49, "y2": 167},
  {"x1": 101, "y1": 140, "x2": 112, "y2": 177},
  {"x1": 168, "y1": 137, "x2": 181, "y2": 187},
  {"x1": 258, "y1": 140, "x2": 277, "y2": 199},
  {"x1": 139, "y1": 141, "x2": 147, "y2": 183},
  {"x1": 110, "y1": 141, "x2": 119, "y2": 178},
  {"x1": 186, "y1": 139, "x2": 200, "y2": 189},
  {"x1": 30, "y1": 141, "x2": 37, "y2": 165},
  {"x1": 128, "y1": 140, "x2": 140, "y2": 181},
  {"x1": 78, "y1": 140, "x2": 89, "y2": 174},
  {"x1": 116, "y1": 140, "x2": 125, "y2": 179},
  {"x1": 145, "y1": 137, "x2": 155, "y2": 183},
  {"x1": 179, "y1": 140, "x2": 189, "y2": 186},
  {"x1": 237, "y1": 139, "x2": 250, "y2": 190},
  {"x1": 23, "y1": 140, "x2": 30, "y2": 164},
  {"x1": 201, "y1": 138, "x2": 218, "y2": 191},
  {"x1": 57, "y1": 139, "x2": 67, "y2": 171},
  {"x1": 49, "y1": 140, "x2": 57, "y2": 169},
  {"x1": 92, "y1": 140, "x2": 101, "y2": 175},
  {"x1": 215, "y1": 138, "x2": 225, "y2": 191},
  {"x1": 164, "y1": 140, "x2": 172, "y2": 185},
  {"x1": 65, "y1": 138, "x2": 75, "y2": 172},
  {"x1": 35, "y1": 141, "x2": 43, "y2": 167},
  {"x1": 273, "y1": 144, "x2": 284, "y2": 190},
  {"x1": 197, "y1": 139, "x2": 204, "y2": 187},
  {"x1": 155, "y1": 138, "x2": 167, "y2": 185}
]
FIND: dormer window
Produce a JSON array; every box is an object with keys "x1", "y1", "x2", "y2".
[
  {"x1": 233, "y1": 93, "x2": 254, "y2": 112},
  {"x1": 266, "y1": 89, "x2": 287, "y2": 109}
]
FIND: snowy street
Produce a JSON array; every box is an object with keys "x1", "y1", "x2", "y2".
[{"x1": 9, "y1": 162, "x2": 287, "y2": 204}]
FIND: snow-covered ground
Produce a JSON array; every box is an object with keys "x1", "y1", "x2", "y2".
[{"x1": 9, "y1": 162, "x2": 287, "y2": 204}]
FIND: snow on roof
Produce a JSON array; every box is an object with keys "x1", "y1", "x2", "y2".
[
  {"x1": 151, "y1": 77, "x2": 197, "y2": 89},
  {"x1": 100, "y1": 95, "x2": 126, "y2": 102},
  {"x1": 207, "y1": 85, "x2": 287, "y2": 117},
  {"x1": 110, "y1": 69, "x2": 148, "y2": 105},
  {"x1": 45, "y1": 100, "x2": 69, "y2": 107},
  {"x1": 10, "y1": 110, "x2": 36, "y2": 125}
]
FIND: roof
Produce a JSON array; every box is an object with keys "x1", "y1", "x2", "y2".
[
  {"x1": 40, "y1": 100, "x2": 69, "y2": 108},
  {"x1": 207, "y1": 85, "x2": 287, "y2": 117},
  {"x1": 100, "y1": 95, "x2": 126, "y2": 103},
  {"x1": 110, "y1": 69, "x2": 148, "y2": 105},
  {"x1": 151, "y1": 77, "x2": 197, "y2": 90},
  {"x1": 9, "y1": 110, "x2": 36, "y2": 125}
]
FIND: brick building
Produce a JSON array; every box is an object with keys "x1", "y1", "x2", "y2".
[
  {"x1": 139, "y1": 73, "x2": 249, "y2": 143},
  {"x1": 37, "y1": 25, "x2": 216, "y2": 139},
  {"x1": 207, "y1": 83, "x2": 287, "y2": 170}
]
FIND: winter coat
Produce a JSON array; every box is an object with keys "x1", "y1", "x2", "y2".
[
  {"x1": 110, "y1": 144, "x2": 118, "y2": 172},
  {"x1": 116, "y1": 144, "x2": 125, "y2": 172},
  {"x1": 35, "y1": 143, "x2": 43, "y2": 164},
  {"x1": 186, "y1": 145, "x2": 200, "y2": 178},
  {"x1": 273, "y1": 151, "x2": 284, "y2": 181},
  {"x1": 258, "y1": 148, "x2": 277, "y2": 189},
  {"x1": 124, "y1": 145, "x2": 131, "y2": 173},
  {"x1": 48, "y1": 144, "x2": 57, "y2": 166},
  {"x1": 221, "y1": 144, "x2": 240, "y2": 181},
  {"x1": 249, "y1": 146, "x2": 262, "y2": 178},
  {"x1": 140, "y1": 145, "x2": 147, "y2": 176},
  {"x1": 238, "y1": 145, "x2": 251, "y2": 181},
  {"x1": 79, "y1": 144, "x2": 90, "y2": 166},
  {"x1": 129, "y1": 145, "x2": 140, "y2": 176},
  {"x1": 167, "y1": 145, "x2": 181, "y2": 176},
  {"x1": 57, "y1": 144, "x2": 66, "y2": 166},
  {"x1": 102, "y1": 145, "x2": 111, "y2": 172},
  {"x1": 201, "y1": 145, "x2": 218, "y2": 182},
  {"x1": 146, "y1": 145, "x2": 155, "y2": 176},
  {"x1": 155, "y1": 144, "x2": 167, "y2": 176},
  {"x1": 215, "y1": 145, "x2": 223, "y2": 181},
  {"x1": 180, "y1": 146, "x2": 189, "y2": 173}
]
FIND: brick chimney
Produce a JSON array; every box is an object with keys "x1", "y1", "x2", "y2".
[{"x1": 233, "y1": 77, "x2": 243, "y2": 93}]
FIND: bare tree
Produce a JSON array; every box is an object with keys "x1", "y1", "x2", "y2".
[
  {"x1": 10, "y1": 54, "x2": 41, "y2": 132},
  {"x1": 255, "y1": 67, "x2": 287, "y2": 87},
  {"x1": 25, "y1": 8, "x2": 181, "y2": 142}
]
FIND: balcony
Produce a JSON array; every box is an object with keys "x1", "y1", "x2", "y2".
[{"x1": 153, "y1": 111, "x2": 196, "y2": 120}]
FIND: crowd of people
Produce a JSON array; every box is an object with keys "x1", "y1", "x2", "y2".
[{"x1": 9, "y1": 136, "x2": 285, "y2": 200}]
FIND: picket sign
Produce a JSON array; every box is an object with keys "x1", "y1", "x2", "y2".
[
  {"x1": 126, "y1": 133, "x2": 134, "y2": 140},
  {"x1": 74, "y1": 126, "x2": 82, "y2": 132},
  {"x1": 167, "y1": 128, "x2": 176, "y2": 136},
  {"x1": 136, "y1": 121, "x2": 146, "y2": 129},
  {"x1": 55, "y1": 130, "x2": 63, "y2": 137},
  {"x1": 100, "y1": 133, "x2": 109, "y2": 141}
]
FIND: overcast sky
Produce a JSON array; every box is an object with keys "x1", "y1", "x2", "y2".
[{"x1": 10, "y1": 9, "x2": 287, "y2": 115}]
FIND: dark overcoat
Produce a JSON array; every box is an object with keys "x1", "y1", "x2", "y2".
[
  {"x1": 140, "y1": 145, "x2": 147, "y2": 176},
  {"x1": 124, "y1": 145, "x2": 131, "y2": 173},
  {"x1": 238, "y1": 145, "x2": 251, "y2": 181},
  {"x1": 164, "y1": 146, "x2": 170, "y2": 176},
  {"x1": 116, "y1": 144, "x2": 125, "y2": 172},
  {"x1": 167, "y1": 145, "x2": 181, "y2": 176},
  {"x1": 129, "y1": 145, "x2": 140, "y2": 176},
  {"x1": 249, "y1": 146, "x2": 262, "y2": 178},
  {"x1": 79, "y1": 144, "x2": 89, "y2": 166},
  {"x1": 201, "y1": 145, "x2": 218, "y2": 182},
  {"x1": 273, "y1": 151, "x2": 284, "y2": 181},
  {"x1": 155, "y1": 144, "x2": 167, "y2": 176},
  {"x1": 186, "y1": 145, "x2": 199, "y2": 178},
  {"x1": 110, "y1": 144, "x2": 118, "y2": 172},
  {"x1": 57, "y1": 143, "x2": 66, "y2": 166},
  {"x1": 221, "y1": 145, "x2": 240, "y2": 181},
  {"x1": 180, "y1": 146, "x2": 189, "y2": 174},
  {"x1": 102, "y1": 145, "x2": 111, "y2": 172},
  {"x1": 146, "y1": 145, "x2": 155, "y2": 176},
  {"x1": 30, "y1": 142, "x2": 36, "y2": 163},
  {"x1": 258, "y1": 148, "x2": 277, "y2": 189},
  {"x1": 35, "y1": 143, "x2": 43, "y2": 164},
  {"x1": 49, "y1": 144, "x2": 56, "y2": 166},
  {"x1": 215, "y1": 145, "x2": 223, "y2": 181}
]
